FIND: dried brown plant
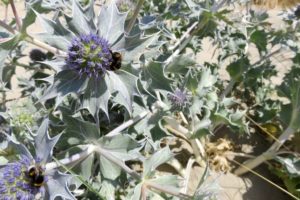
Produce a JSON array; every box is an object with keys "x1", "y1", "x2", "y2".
[{"x1": 252, "y1": 0, "x2": 300, "y2": 9}]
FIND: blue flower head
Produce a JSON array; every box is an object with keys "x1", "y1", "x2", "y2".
[
  {"x1": 66, "y1": 33, "x2": 113, "y2": 78},
  {"x1": 168, "y1": 88, "x2": 190, "y2": 109},
  {"x1": 0, "y1": 156, "x2": 46, "y2": 200},
  {"x1": 0, "y1": 119, "x2": 74, "y2": 200},
  {"x1": 39, "y1": 1, "x2": 156, "y2": 121}
]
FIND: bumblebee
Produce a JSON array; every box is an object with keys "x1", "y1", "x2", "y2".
[
  {"x1": 109, "y1": 50, "x2": 122, "y2": 71},
  {"x1": 27, "y1": 165, "x2": 45, "y2": 187}
]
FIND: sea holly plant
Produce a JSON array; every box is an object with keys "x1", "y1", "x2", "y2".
[
  {"x1": 0, "y1": 119, "x2": 75, "y2": 200},
  {"x1": 1, "y1": 0, "x2": 300, "y2": 199},
  {"x1": 33, "y1": 0, "x2": 157, "y2": 123}
]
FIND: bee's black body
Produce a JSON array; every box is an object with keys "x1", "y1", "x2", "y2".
[
  {"x1": 27, "y1": 166, "x2": 45, "y2": 187},
  {"x1": 109, "y1": 50, "x2": 122, "y2": 71}
]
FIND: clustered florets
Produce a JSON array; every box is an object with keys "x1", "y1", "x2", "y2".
[
  {"x1": 66, "y1": 33, "x2": 112, "y2": 78},
  {"x1": 167, "y1": 88, "x2": 190, "y2": 109},
  {"x1": 0, "y1": 156, "x2": 46, "y2": 200}
]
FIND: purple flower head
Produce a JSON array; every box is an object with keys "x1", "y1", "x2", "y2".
[
  {"x1": 168, "y1": 88, "x2": 190, "y2": 109},
  {"x1": 0, "y1": 119, "x2": 75, "y2": 200},
  {"x1": 0, "y1": 156, "x2": 46, "y2": 200},
  {"x1": 66, "y1": 33, "x2": 113, "y2": 78}
]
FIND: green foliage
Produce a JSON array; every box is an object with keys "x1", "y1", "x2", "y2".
[{"x1": 1, "y1": 0, "x2": 300, "y2": 199}]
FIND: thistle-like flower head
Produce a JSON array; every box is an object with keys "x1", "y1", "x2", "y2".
[
  {"x1": 66, "y1": 33, "x2": 112, "y2": 78},
  {"x1": 0, "y1": 156, "x2": 46, "y2": 200},
  {"x1": 0, "y1": 119, "x2": 75, "y2": 200},
  {"x1": 168, "y1": 88, "x2": 190, "y2": 109}
]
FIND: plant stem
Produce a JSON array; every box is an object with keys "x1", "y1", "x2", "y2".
[
  {"x1": 220, "y1": 79, "x2": 236, "y2": 100},
  {"x1": 268, "y1": 126, "x2": 295, "y2": 152},
  {"x1": 0, "y1": 20, "x2": 66, "y2": 56},
  {"x1": 25, "y1": 35, "x2": 67, "y2": 56},
  {"x1": 163, "y1": 116, "x2": 205, "y2": 165},
  {"x1": 234, "y1": 125, "x2": 294, "y2": 176},
  {"x1": 45, "y1": 145, "x2": 96, "y2": 171},
  {"x1": 105, "y1": 110, "x2": 150, "y2": 137},
  {"x1": 0, "y1": 20, "x2": 15, "y2": 33},
  {"x1": 168, "y1": 22, "x2": 198, "y2": 51},
  {"x1": 182, "y1": 158, "x2": 195, "y2": 194},
  {"x1": 4, "y1": 5, "x2": 8, "y2": 22},
  {"x1": 125, "y1": 0, "x2": 145, "y2": 34},
  {"x1": 9, "y1": 0, "x2": 22, "y2": 30}
]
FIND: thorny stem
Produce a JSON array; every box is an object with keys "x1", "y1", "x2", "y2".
[
  {"x1": 9, "y1": 0, "x2": 22, "y2": 30},
  {"x1": 182, "y1": 158, "x2": 195, "y2": 194},
  {"x1": 106, "y1": 100, "x2": 166, "y2": 138},
  {"x1": 125, "y1": 0, "x2": 145, "y2": 34},
  {"x1": 163, "y1": 116, "x2": 206, "y2": 166},
  {"x1": 168, "y1": 22, "x2": 198, "y2": 52},
  {"x1": 0, "y1": 20, "x2": 66, "y2": 56},
  {"x1": 0, "y1": 20, "x2": 15, "y2": 34},
  {"x1": 234, "y1": 126, "x2": 294, "y2": 176},
  {"x1": 45, "y1": 145, "x2": 96, "y2": 171},
  {"x1": 4, "y1": 5, "x2": 8, "y2": 22},
  {"x1": 46, "y1": 143, "x2": 194, "y2": 198},
  {"x1": 25, "y1": 35, "x2": 67, "y2": 56},
  {"x1": 105, "y1": 110, "x2": 150, "y2": 137}
]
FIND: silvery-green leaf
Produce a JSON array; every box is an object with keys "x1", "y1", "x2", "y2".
[
  {"x1": 21, "y1": 7, "x2": 37, "y2": 34},
  {"x1": 140, "y1": 15, "x2": 157, "y2": 30},
  {"x1": 185, "y1": 0, "x2": 203, "y2": 19},
  {"x1": 63, "y1": 115, "x2": 100, "y2": 142},
  {"x1": 115, "y1": 33, "x2": 160, "y2": 62},
  {"x1": 143, "y1": 147, "x2": 173, "y2": 177},
  {"x1": 98, "y1": 135, "x2": 140, "y2": 179},
  {"x1": 99, "y1": 134, "x2": 139, "y2": 152},
  {"x1": 0, "y1": 34, "x2": 21, "y2": 81},
  {"x1": 65, "y1": 0, "x2": 95, "y2": 35},
  {"x1": 83, "y1": 0, "x2": 95, "y2": 20},
  {"x1": 147, "y1": 175, "x2": 180, "y2": 187},
  {"x1": 45, "y1": 170, "x2": 75, "y2": 200},
  {"x1": 40, "y1": 70, "x2": 88, "y2": 104},
  {"x1": 196, "y1": 67, "x2": 217, "y2": 97},
  {"x1": 143, "y1": 62, "x2": 172, "y2": 92},
  {"x1": 62, "y1": 145, "x2": 95, "y2": 181},
  {"x1": 250, "y1": 30, "x2": 267, "y2": 55},
  {"x1": 108, "y1": 70, "x2": 138, "y2": 114},
  {"x1": 127, "y1": 183, "x2": 142, "y2": 200},
  {"x1": 213, "y1": 106, "x2": 249, "y2": 134},
  {"x1": 97, "y1": 0, "x2": 128, "y2": 44},
  {"x1": 82, "y1": 77, "x2": 110, "y2": 122},
  {"x1": 5, "y1": 141, "x2": 34, "y2": 161},
  {"x1": 40, "y1": 58, "x2": 66, "y2": 72},
  {"x1": 34, "y1": 10, "x2": 74, "y2": 51},
  {"x1": 165, "y1": 54, "x2": 196, "y2": 74},
  {"x1": 99, "y1": 180, "x2": 115, "y2": 200},
  {"x1": 35, "y1": 118, "x2": 61, "y2": 163},
  {"x1": 226, "y1": 57, "x2": 250, "y2": 82},
  {"x1": 275, "y1": 156, "x2": 300, "y2": 177},
  {"x1": 100, "y1": 155, "x2": 121, "y2": 180}
]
